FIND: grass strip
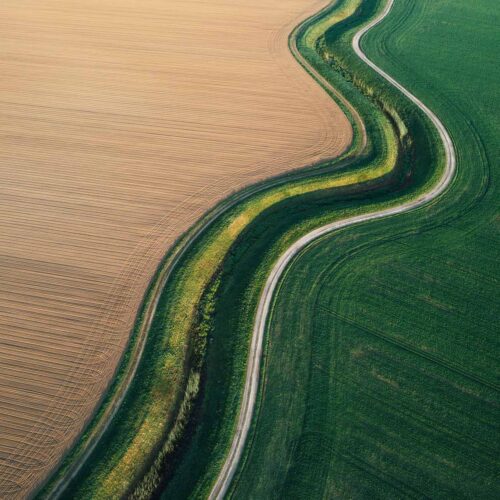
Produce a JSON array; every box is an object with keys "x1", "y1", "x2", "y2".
[{"x1": 40, "y1": 0, "x2": 445, "y2": 497}]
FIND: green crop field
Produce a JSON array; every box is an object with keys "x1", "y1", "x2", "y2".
[
  {"x1": 43, "y1": 0, "x2": 499, "y2": 498},
  {"x1": 229, "y1": 0, "x2": 500, "y2": 498}
]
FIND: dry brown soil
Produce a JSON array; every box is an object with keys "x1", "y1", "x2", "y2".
[{"x1": 0, "y1": 0, "x2": 350, "y2": 496}]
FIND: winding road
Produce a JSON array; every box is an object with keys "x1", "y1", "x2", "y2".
[{"x1": 208, "y1": 0, "x2": 456, "y2": 498}]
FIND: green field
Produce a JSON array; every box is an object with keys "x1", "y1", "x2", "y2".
[
  {"x1": 230, "y1": 0, "x2": 500, "y2": 498},
  {"x1": 44, "y1": 0, "x2": 499, "y2": 497}
]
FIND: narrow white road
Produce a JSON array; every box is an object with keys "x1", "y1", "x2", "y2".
[{"x1": 209, "y1": 0, "x2": 456, "y2": 498}]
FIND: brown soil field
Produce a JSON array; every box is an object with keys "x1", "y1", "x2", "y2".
[{"x1": 0, "y1": 0, "x2": 350, "y2": 496}]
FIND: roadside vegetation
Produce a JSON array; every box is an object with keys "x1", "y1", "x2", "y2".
[
  {"x1": 38, "y1": 1, "x2": 373, "y2": 496},
  {"x1": 41, "y1": 0, "x2": 498, "y2": 498}
]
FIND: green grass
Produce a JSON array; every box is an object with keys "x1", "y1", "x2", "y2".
[
  {"x1": 158, "y1": 0, "x2": 457, "y2": 497},
  {"x1": 229, "y1": 0, "x2": 500, "y2": 498}
]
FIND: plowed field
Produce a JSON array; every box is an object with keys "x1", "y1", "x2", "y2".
[{"x1": 0, "y1": 0, "x2": 350, "y2": 496}]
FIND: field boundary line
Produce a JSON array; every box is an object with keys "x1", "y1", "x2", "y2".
[
  {"x1": 38, "y1": 6, "x2": 360, "y2": 498},
  {"x1": 208, "y1": 0, "x2": 457, "y2": 497}
]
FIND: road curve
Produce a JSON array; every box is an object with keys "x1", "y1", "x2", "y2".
[{"x1": 208, "y1": 0, "x2": 456, "y2": 498}]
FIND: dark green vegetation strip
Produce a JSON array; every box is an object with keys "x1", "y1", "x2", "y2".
[
  {"x1": 160, "y1": 0, "x2": 457, "y2": 497},
  {"x1": 36, "y1": 1, "x2": 378, "y2": 496},
  {"x1": 230, "y1": 1, "x2": 500, "y2": 499}
]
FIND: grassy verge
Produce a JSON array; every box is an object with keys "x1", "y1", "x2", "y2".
[
  {"x1": 37, "y1": 1, "x2": 387, "y2": 496},
  {"x1": 160, "y1": 0, "x2": 451, "y2": 498}
]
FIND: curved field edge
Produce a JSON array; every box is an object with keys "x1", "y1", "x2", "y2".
[
  {"x1": 34, "y1": 1, "x2": 366, "y2": 497},
  {"x1": 39, "y1": 0, "x2": 447, "y2": 497}
]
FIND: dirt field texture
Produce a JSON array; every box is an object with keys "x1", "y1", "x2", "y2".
[{"x1": 0, "y1": 0, "x2": 351, "y2": 496}]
